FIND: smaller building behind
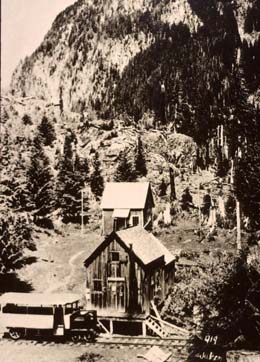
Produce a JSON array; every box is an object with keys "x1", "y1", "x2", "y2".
[{"x1": 100, "y1": 182, "x2": 154, "y2": 235}]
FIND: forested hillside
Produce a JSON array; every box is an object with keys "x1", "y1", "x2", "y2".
[{"x1": 1, "y1": 0, "x2": 260, "y2": 351}]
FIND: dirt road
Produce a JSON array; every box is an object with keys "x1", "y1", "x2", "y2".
[{"x1": 17, "y1": 226, "x2": 101, "y2": 295}]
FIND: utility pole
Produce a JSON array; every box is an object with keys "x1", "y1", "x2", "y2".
[{"x1": 81, "y1": 189, "x2": 84, "y2": 235}]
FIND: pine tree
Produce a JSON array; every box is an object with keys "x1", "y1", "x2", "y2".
[
  {"x1": 56, "y1": 134, "x2": 88, "y2": 222},
  {"x1": 75, "y1": 154, "x2": 89, "y2": 183},
  {"x1": 0, "y1": 129, "x2": 15, "y2": 210},
  {"x1": 56, "y1": 133, "x2": 76, "y2": 221},
  {"x1": 90, "y1": 152, "x2": 104, "y2": 200},
  {"x1": 38, "y1": 116, "x2": 56, "y2": 146},
  {"x1": 134, "y1": 136, "x2": 147, "y2": 178},
  {"x1": 114, "y1": 151, "x2": 136, "y2": 182},
  {"x1": 0, "y1": 213, "x2": 34, "y2": 273},
  {"x1": 2, "y1": 152, "x2": 28, "y2": 212},
  {"x1": 26, "y1": 134, "x2": 54, "y2": 226},
  {"x1": 0, "y1": 128, "x2": 11, "y2": 170}
]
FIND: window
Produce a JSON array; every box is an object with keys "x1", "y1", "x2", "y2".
[
  {"x1": 93, "y1": 279, "x2": 102, "y2": 292},
  {"x1": 27, "y1": 307, "x2": 53, "y2": 315},
  {"x1": 3, "y1": 304, "x2": 27, "y2": 314},
  {"x1": 111, "y1": 251, "x2": 120, "y2": 262},
  {"x1": 65, "y1": 302, "x2": 78, "y2": 314},
  {"x1": 114, "y1": 218, "x2": 126, "y2": 231},
  {"x1": 132, "y1": 216, "x2": 140, "y2": 226}
]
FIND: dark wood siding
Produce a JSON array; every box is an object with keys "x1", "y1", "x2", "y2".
[{"x1": 86, "y1": 237, "x2": 150, "y2": 314}]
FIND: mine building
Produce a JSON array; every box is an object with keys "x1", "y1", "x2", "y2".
[
  {"x1": 84, "y1": 226, "x2": 175, "y2": 316},
  {"x1": 100, "y1": 182, "x2": 154, "y2": 235}
]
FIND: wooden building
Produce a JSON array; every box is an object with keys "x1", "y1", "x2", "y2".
[
  {"x1": 84, "y1": 226, "x2": 175, "y2": 316},
  {"x1": 100, "y1": 182, "x2": 154, "y2": 235}
]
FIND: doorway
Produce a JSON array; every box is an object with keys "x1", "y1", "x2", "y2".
[{"x1": 107, "y1": 279, "x2": 126, "y2": 312}]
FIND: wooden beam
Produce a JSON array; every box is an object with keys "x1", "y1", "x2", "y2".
[{"x1": 97, "y1": 319, "x2": 110, "y2": 335}]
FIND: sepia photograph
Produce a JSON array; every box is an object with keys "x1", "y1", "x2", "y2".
[{"x1": 1, "y1": 1, "x2": 260, "y2": 361}]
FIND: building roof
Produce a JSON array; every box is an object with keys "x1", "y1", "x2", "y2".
[
  {"x1": 0, "y1": 293, "x2": 81, "y2": 307},
  {"x1": 84, "y1": 226, "x2": 175, "y2": 270},
  {"x1": 100, "y1": 182, "x2": 154, "y2": 209},
  {"x1": 116, "y1": 227, "x2": 175, "y2": 266}
]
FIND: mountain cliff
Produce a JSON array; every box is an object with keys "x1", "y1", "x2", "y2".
[
  {"x1": 10, "y1": 0, "x2": 200, "y2": 110},
  {"x1": 10, "y1": 0, "x2": 259, "y2": 128}
]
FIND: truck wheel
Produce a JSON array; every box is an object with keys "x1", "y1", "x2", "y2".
[
  {"x1": 9, "y1": 329, "x2": 23, "y2": 340},
  {"x1": 71, "y1": 334, "x2": 80, "y2": 343},
  {"x1": 87, "y1": 330, "x2": 95, "y2": 342}
]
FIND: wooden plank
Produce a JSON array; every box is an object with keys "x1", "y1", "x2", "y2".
[
  {"x1": 150, "y1": 315, "x2": 189, "y2": 336},
  {"x1": 137, "y1": 346, "x2": 172, "y2": 362},
  {"x1": 97, "y1": 319, "x2": 110, "y2": 334},
  {"x1": 151, "y1": 301, "x2": 162, "y2": 321}
]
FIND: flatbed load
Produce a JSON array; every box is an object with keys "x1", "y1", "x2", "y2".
[{"x1": 0, "y1": 292, "x2": 99, "y2": 341}]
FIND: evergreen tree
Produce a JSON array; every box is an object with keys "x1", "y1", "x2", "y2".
[
  {"x1": 2, "y1": 152, "x2": 28, "y2": 212},
  {"x1": 0, "y1": 128, "x2": 11, "y2": 170},
  {"x1": 38, "y1": 116, "x2": 56, "y2": 146},
  {"x1": 0, "y1": 130, "x2": 17, "y2": 210},
  {"x1": 0, "y1": 212, "x2": 34, "y2": 273},
  {"x1": 56, "y1": 133, "x2": 88, "y2": 222},
  {"x1": 26, "y1": 134, "x2": 54, "y2": 226},
  {"x1": 75, "y1": 154, "x2": 89, "y2": 183},
  {"x1": 90, "y1": 152, "x2": 104, "y2": 200},
  {"x1": 134, "y1": 136, "x2": 147, "y2": 178},
  {"x1": 114, "y1": 151, "x2": 136, "y2": 182}
]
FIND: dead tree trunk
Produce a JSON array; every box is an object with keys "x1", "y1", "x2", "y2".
[{"x1": 169, "y1": 166, "x2": 176, "y2": 201}]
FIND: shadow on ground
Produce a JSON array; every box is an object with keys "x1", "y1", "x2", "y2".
[{"x1": 0, "y1": 273, "x2": 33, "y2": 293}]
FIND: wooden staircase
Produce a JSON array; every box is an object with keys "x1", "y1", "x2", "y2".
[
  {"x1": 146, "y1": 301, "x2": 190, "y2": 339},
  {"x1": 145, "y1": 316, "x2": 169, "y2": 338}
]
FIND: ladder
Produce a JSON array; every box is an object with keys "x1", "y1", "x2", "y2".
[{"x1": 145, "y1": 316, "x2": 168, "y2": 338}]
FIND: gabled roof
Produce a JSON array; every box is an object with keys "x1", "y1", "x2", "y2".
[
  {"x1": 116, "y1": 227, "x2": 175, "y2": 266},
  {"x1": 100, "y1": 182, "x2": 154, "y2": 209},
  {"x1": 84, "y1": 226, "x2": 175, "y2": 270}
]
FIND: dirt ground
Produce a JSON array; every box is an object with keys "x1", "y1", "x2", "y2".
[
  {"x1": 17, "y1": 224, "x2": 101, "y2": 296},
  {"x1": 0, "y1": 339, "x2": 187, "y2": 362}
]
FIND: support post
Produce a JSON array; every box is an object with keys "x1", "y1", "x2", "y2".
[
  {"x1": 142, "y1": 321, "x2": 147, "y2": 337},
  {"x1": 109, "y1": 319, "x2": 113, "y2": 334}
]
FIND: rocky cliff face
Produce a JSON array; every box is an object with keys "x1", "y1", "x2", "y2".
[
  {"x1": 9, "y1": 0, "x2": 203, "y2": 110},
  {"x1": 9, "y1": 0, "x2": 260, "y2": 143}
]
